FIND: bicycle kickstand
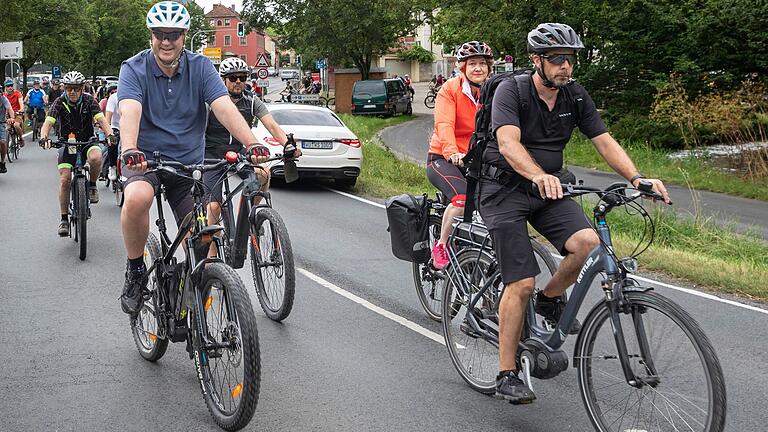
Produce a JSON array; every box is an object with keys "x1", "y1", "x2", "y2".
[{"x1": 520, "y1": 355, "x2": 534, "y2": 393}]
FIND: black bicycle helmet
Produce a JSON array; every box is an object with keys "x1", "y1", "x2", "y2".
[
  {"x1": 456, "y1": 41, "x2": 493, "y2": 62},
  {"x1": 527, "y1": 23, "x2": 584, "y2": 53}
]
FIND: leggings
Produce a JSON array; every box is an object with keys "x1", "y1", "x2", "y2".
[{"x1": 426, "y1": 153, "x2": 467, "y2": 207}]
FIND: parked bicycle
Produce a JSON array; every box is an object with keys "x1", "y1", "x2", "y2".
[
  {"x1": 49, "y1": 137, "x2": 105, "y2": 260},
  {"x1": 441, "y1": 181, "x2": 726, "y2": 432},
  {"x1": 209, "y1": 151, "x2": 296, "y2": 322},
  {"x1": 131, "y1": 152, "x2": 261, "y2": 431},
  {"x1": 413, "y1": 193, "x2": 559, "y2": 322}
]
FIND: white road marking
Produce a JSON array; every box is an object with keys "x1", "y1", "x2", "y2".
[
  {"x1": 324, "y1": 187, "x2": 768, "y2": 315},
  {"x1": 298, "y1": 267, "x2": 447, "y2": 345}
]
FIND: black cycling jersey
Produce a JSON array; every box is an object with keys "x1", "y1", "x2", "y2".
[
  {"x1": 48, "y1": 88, "x2": 63, "y2": 102},
  {"x1": 47, "y1": 93, "x2": 101, "y2": 142},
  {"x1": 484, "y1": 75, "x2": 607, "y2": 175},
  {"x1": 204, "y1": 94, "x2": 269, "y2": 159}
]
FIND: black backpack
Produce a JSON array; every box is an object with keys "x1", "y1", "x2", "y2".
[{"x1": 462, "y1": 69, "x2": 583, "y2": 221}]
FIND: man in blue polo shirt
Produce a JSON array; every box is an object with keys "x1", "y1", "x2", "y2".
[{"x1": 117, "y1": 1, "x2": 278, "y2": 316}]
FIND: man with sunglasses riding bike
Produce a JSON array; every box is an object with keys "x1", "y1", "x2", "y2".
[
  {"x1": 203, "y1": 57, "x2": 290, "y2": 231},
  {"x1": 117, "y1": 1, "x2": 296, "y2": 317},
  {"x1": 39, "y1": 71, "x2": 115, "y2": 236},
  {"x1": 478, "y1": 23, "x2": 671, "y2": 403}
]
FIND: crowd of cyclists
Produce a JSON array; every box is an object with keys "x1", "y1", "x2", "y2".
[{"x1": 2, "y1": 0, "x2": 683, "y2": 427}]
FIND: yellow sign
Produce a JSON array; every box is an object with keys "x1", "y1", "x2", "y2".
[{"x1": 203, "y1": 47, "x2": 222, "y2": 64}]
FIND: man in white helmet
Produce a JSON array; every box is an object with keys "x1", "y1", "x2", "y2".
[{"x1": 117, "y1": 1, "x2": 297, "y2": 316}]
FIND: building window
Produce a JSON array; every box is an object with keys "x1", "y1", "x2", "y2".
[
  {"x1": 224, "y1": 18, "x2": 230, "y2": 26},
  {"x1": 239, "y1": 36, "x2": 247, "y2": 46},
  {"x1": 216, "y1": 20, "x2": 222, "y2": 26},
  {"x1": 224, "y1": 35, "x2": 231, "y2": 46},
  {"x1": 210, "y1": 19, "x2": 215, "y2": 26},
  {"x1": 208, "y1": 35, "x2": 216, "y2": 45}
]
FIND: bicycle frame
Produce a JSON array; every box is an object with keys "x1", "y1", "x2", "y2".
[{"x1": 448, "y1": 194, "x2": 659, "y2": 387}]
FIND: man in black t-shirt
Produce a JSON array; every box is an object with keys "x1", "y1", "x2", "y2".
[
  {"x1": 481, "y1": 23, "x2": 671, "y2": 404},
  {"x1": 203, "y1": 57, "x2": 291, "y2": 230}
]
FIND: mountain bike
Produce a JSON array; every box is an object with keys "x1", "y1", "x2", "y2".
[
  {"x1": 414, "y1": 193, "x2": 559, "y2": 322},
  {"x1": 441, "y1": 181, "x2": 726, "y2": 432},
  {"x1": 210, "y1": 151, "x2": 296, "y2": 322},
  {"x1": 50, "y1": 137, "x2": 104, "y2": 260},
  {"x1": 131, "y1": 152, "x2": 261, "y2": 431},
  {"x1": 30, "y1": 107, "x2": 44, "y2": 141}
]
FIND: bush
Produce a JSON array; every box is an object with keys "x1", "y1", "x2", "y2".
[
  {"x1": 396, "y1": 45, "x2": 435, "y2": 63},
  {"x1": 609, "y1": 113, "x2": 683, "y2": 149}
]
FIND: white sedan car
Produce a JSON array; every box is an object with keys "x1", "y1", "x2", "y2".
[{"x1": 253, "y1": 103, "x2": 362, "y2": 187}]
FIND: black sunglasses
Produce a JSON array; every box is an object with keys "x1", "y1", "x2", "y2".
[
  {"x1": 65, "y1": 85, "x2": 83, "y2": 92},
  {"x1": 226, "y1": 75, "x2": 249, "y2": 83},
  {"x1": 541, "y1": 53, "x2": 577, "y2": 65},
  {"x1": 152, "y1": 29, "x2": 184, "y2": 42}
]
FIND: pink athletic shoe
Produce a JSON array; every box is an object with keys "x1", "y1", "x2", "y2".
[{"x1": 431, "y1": 242, "x2": 449, "y2": 269}]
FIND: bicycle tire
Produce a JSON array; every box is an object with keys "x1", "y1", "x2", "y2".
[
  {"x1": 318, "y1": 96, "x2": 327, "y2": 107},
  {"x1": 74, "y1": 177, "x2": 88, "y2": 260},
  {"x1": 32, "y1": 116, "x2": 38, "y2": 141},
  {"x1": 12, "y1": 139, "x2": 19, "y2": 160},
  {"x1": 194, "y1": 262, "x2": 261, "y2": 431},
  {"x1": 131, "y1": 233, "x2": 170, "y2": 361},
  {"x1": 249, "y1": 208, "x2": 295, "y2": 321},
  {"x1": 326, "y1": 97, "x2": 335, "y2": 111},
  {"x1": 114, "y1": 180, "x2": 124, "y2": 207},
  {"x1": 576, "y1": 290, "x2": 726, "y2": 432},
  {"x1": 412, "y1": 214, "x2": 444, "y2": 321},
  {"x1": 424, "y1": 94, "x2": 435, "y2": 109}
]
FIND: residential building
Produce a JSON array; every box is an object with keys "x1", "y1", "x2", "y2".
[
  {"x1": 373, "y1": 19, "x2": 454, "y2": 82},
  {"x1": 204, "y1": 4, "x2": 266, "y2": 66}
]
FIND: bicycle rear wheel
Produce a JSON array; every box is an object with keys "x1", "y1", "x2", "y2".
[
  {"x1": 249, "y1": 208, "x2": 295, "y2": 321},
  {"x1": 412, "y1": 214, "x2": 444, "y2": 321},
  {"x1": 442, "y1": 247, "x2": 501, "y2": 394},
  {"x1": 576, "y1": 291, "x2": 726, "y2": 432},
  {"x1": 131, "y1": 233, "x2": 169, "y2": 361},
  {"x1": 73, "y1": 177, "x2": 88, "y2": 260},
  {"x1": 194, "y1": 262, "x2": 261, "y2": 431},
  {"x1": 424, "y1": 94, "x2": 436, "y2": 109}
]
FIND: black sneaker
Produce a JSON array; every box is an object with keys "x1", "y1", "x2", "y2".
[
  {"x1": 495, "y1": 370, "x2": 536, "y2": 404},
  {"x1": 0, "y1": 162, "x2": 6, "y2": 173},
  {"x1": 89, "y1": 186, "x2": 99, "y2": 203},
  {"x1": 121, "y1": 267, "x2": 147, "y2": 316},
  {"x1": 535, "y1": 291, "x2": 581, "y2": 335}
]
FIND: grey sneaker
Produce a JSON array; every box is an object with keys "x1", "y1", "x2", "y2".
[
  {"x1": 495, "y1": 370, "x2": 536, "y2": 404},
  {"x1": 121, "y1": 267, "x2": 147, "y2": 316},
  {"x1": 89, "y1": 186, "x2": 99, "y2": 203},
  {"x1": 58, "y1": 220, "x2": 69, "y2": 237}
]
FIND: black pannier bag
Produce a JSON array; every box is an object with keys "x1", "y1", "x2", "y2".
[{"x1": 385, "y1": 193, "x2": 431, "y2": 263}]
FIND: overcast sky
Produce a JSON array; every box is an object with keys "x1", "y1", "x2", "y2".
[{"x1": 192, "y1": 0, "x2": 244, "y2": 13}]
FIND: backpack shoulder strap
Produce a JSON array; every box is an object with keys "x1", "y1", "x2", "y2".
[{"x1": 513, "y1": 72, "x2": 531, "y2": 114}]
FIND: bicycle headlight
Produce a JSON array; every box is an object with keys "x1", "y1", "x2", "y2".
[
  {"x1": 192, "y1": 169, "x2": 202, "y2": 181},
  {"x1": 620, "y1": 257, "x2": 638, "y2": 273}
]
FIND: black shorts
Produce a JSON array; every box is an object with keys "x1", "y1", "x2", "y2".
[
  {"x1": 27, "y1": 106, "x2": 45, "y2": 121},
  {"x1": 57, "y1": 143, "x2": 101, "y2": 170},
  {"x1": 123, "y1": 168, "x2": 195, "y2": 226},
  {"x1": 426, "y1": 153, "x2": 467, "y2": 206},
  {"x1": 202, "y1": 164, "x2": 269, "y2": 206},
  {"x1": 477, "y1": 179, "x2": 593, "y2": 284}
]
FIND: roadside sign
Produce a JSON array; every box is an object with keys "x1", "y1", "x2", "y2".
[
  {"x1": 256, "y1": 68, "x2": 269, "y2": 80},
  {"x1": 255, "y1": 80, "x2": 269, "y2": 88},
  {"x1": 291, "y1": 94, "x2": 319, "y2": 102},
  {"x1": 504, "y1": 54, "x2": 514, "y2": 63},
  {"x1": 504, "y1": 63, "x2": 515, "y2": 72},
  {"x1": 311, "y1": 72, "x2": 320, "y2": 82},
  {"x1": 0, "y1": 41, "x2": 24, "y2": 60},
  {"x1": 51, "y1": 65, "x2": 61, "y2": 78},
  {"x1": 203, "y1": 47, "x2": 222, "y2": 64},
  {"x1": 255, "y1": 53, "x2": 270, "y2": 68},
  {"x1": 315, "y1": 59, "x2": 326, "y2": 70}
]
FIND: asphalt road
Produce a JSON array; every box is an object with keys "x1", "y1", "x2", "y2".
[
  {"x1": 1, "y1": 138, "x2": 767, "y2": 431},
  {"x1": 380, "y1": 114, "x2": 768, "y2": 239}
]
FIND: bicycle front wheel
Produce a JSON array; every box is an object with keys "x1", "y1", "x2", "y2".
[
  {"x1": 249, "y1": 208, "x2": 295, "y2": 321},
  {"x1": 74, "y1": 177, "x2": 88, "y2": 260},
  {"x1": 131, "y1": 233, "x2": 169, "y2": 361},
  {"x1": 424, "y1": 94, "x2": 436, "y2": 109},
  {"x1": 194, "y1": 262, "x2": 261, "y2": 431},
  {"x1": 412, "y1": 214, "x2": 444, "y2": 321},
  {"x1": 576, "y1": 290, "x2": 726, "y2": 432},
  {"x1": 326, "y1": 97, "x2": 335, "y2": 111},
  {"x1": 32, "y1": 116, "x2": 38, "y2": 141},
  {"x1": 442, "y1": 247, "x2": 502, "y2": 394}
]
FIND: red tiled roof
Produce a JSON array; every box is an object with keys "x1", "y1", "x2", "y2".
[{"x1": 205, "y1": 4, "x2": 239, "y2": 18}]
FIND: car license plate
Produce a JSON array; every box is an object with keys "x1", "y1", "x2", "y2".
[
  {"x1": 68, "y1": 145, "x2": 78, "y2": 155},
  {"x1": 363, "y1": 104, "x2": 376, "y2": 109},
  {"x1": 302, "y1": 141, "x2": 333, "y2": 150}
]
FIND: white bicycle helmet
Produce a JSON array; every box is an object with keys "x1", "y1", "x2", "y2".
[
  {"x1": 61, "y1": 71, "x2": 86, "y2": 85},
  {"x1": 219, "y1": 57, "x2": 250, "y2": 76},
  {"x1": 146, "y1": 1, "x2": 190, "y2": 30}
]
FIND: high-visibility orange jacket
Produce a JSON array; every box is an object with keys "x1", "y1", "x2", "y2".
[{"x1": 428, "y1": 75, "x2": 481, "y2": 159}]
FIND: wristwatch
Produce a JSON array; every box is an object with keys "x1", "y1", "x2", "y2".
[{"x1": 629, "y1": 173, "x2": 646, "y2": 185}]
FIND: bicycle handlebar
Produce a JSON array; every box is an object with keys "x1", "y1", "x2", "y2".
[
  {"x1": 50, "y1": 137, "x2": 105, "y2": 148},
  {"x1": 530, "y1": 181, "x2": 672, "y2": 206}
]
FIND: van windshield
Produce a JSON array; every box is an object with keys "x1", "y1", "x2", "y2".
[{"x1": 354, "y1": 81, "x2": 385, "y2": 94}]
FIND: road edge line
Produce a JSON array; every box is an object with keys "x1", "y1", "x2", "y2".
[{"x1": 297, "y1": 267, "x2": 445, "y2": 345}]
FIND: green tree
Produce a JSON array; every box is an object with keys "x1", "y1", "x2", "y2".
[{"x1": 242, "y1": 0, "x2": 433, "y2": 79}]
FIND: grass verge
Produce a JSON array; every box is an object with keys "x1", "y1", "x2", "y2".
[
  {"x1": 342, "y1": 114, "x2": 768, "y2": 299},
  {"x1": 564, "y1": 135, "x2": 768, "y2": 201}
]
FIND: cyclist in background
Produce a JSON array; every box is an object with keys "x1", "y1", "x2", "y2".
[
  {"x1": 104, "y1": 83, "x2": 120, "y2": 181},
  {"x1": 25, "y1": 79, "x2": 47, "y2": 131},
  {"x1": 4, "y1": 79, "x2": 24, "y2": 144},
  {"x1": 426, "y1": 41, "x2": 493, "y2": 269},
  {"x1": 39, "y1": 71, "x2": 114, "y2": 236},
  {"x1": 0, "y1": 92, "x2": 15, "y2": 173},
  {"x1": 403, "y1": 74, "x2": 415, "y2": 100},
  {"x1": 48, "y1": 79, "x2": 64, "y2": 103}
]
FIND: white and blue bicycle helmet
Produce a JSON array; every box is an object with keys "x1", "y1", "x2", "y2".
[{"x1": 146, "y1": 1, "x2": 190, "y2": 30}]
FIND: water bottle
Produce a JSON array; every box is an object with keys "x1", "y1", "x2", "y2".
[
  {"x1": 283, "y1": 133, "x2": 299, "y2": 183},
  {"x1": 67, "y1": 133, "x2": 76, "y2": 144}
]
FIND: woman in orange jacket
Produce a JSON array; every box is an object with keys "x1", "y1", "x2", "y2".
[{"x1": 426, "y1": 41, "x2": 494, "y2": 269}]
